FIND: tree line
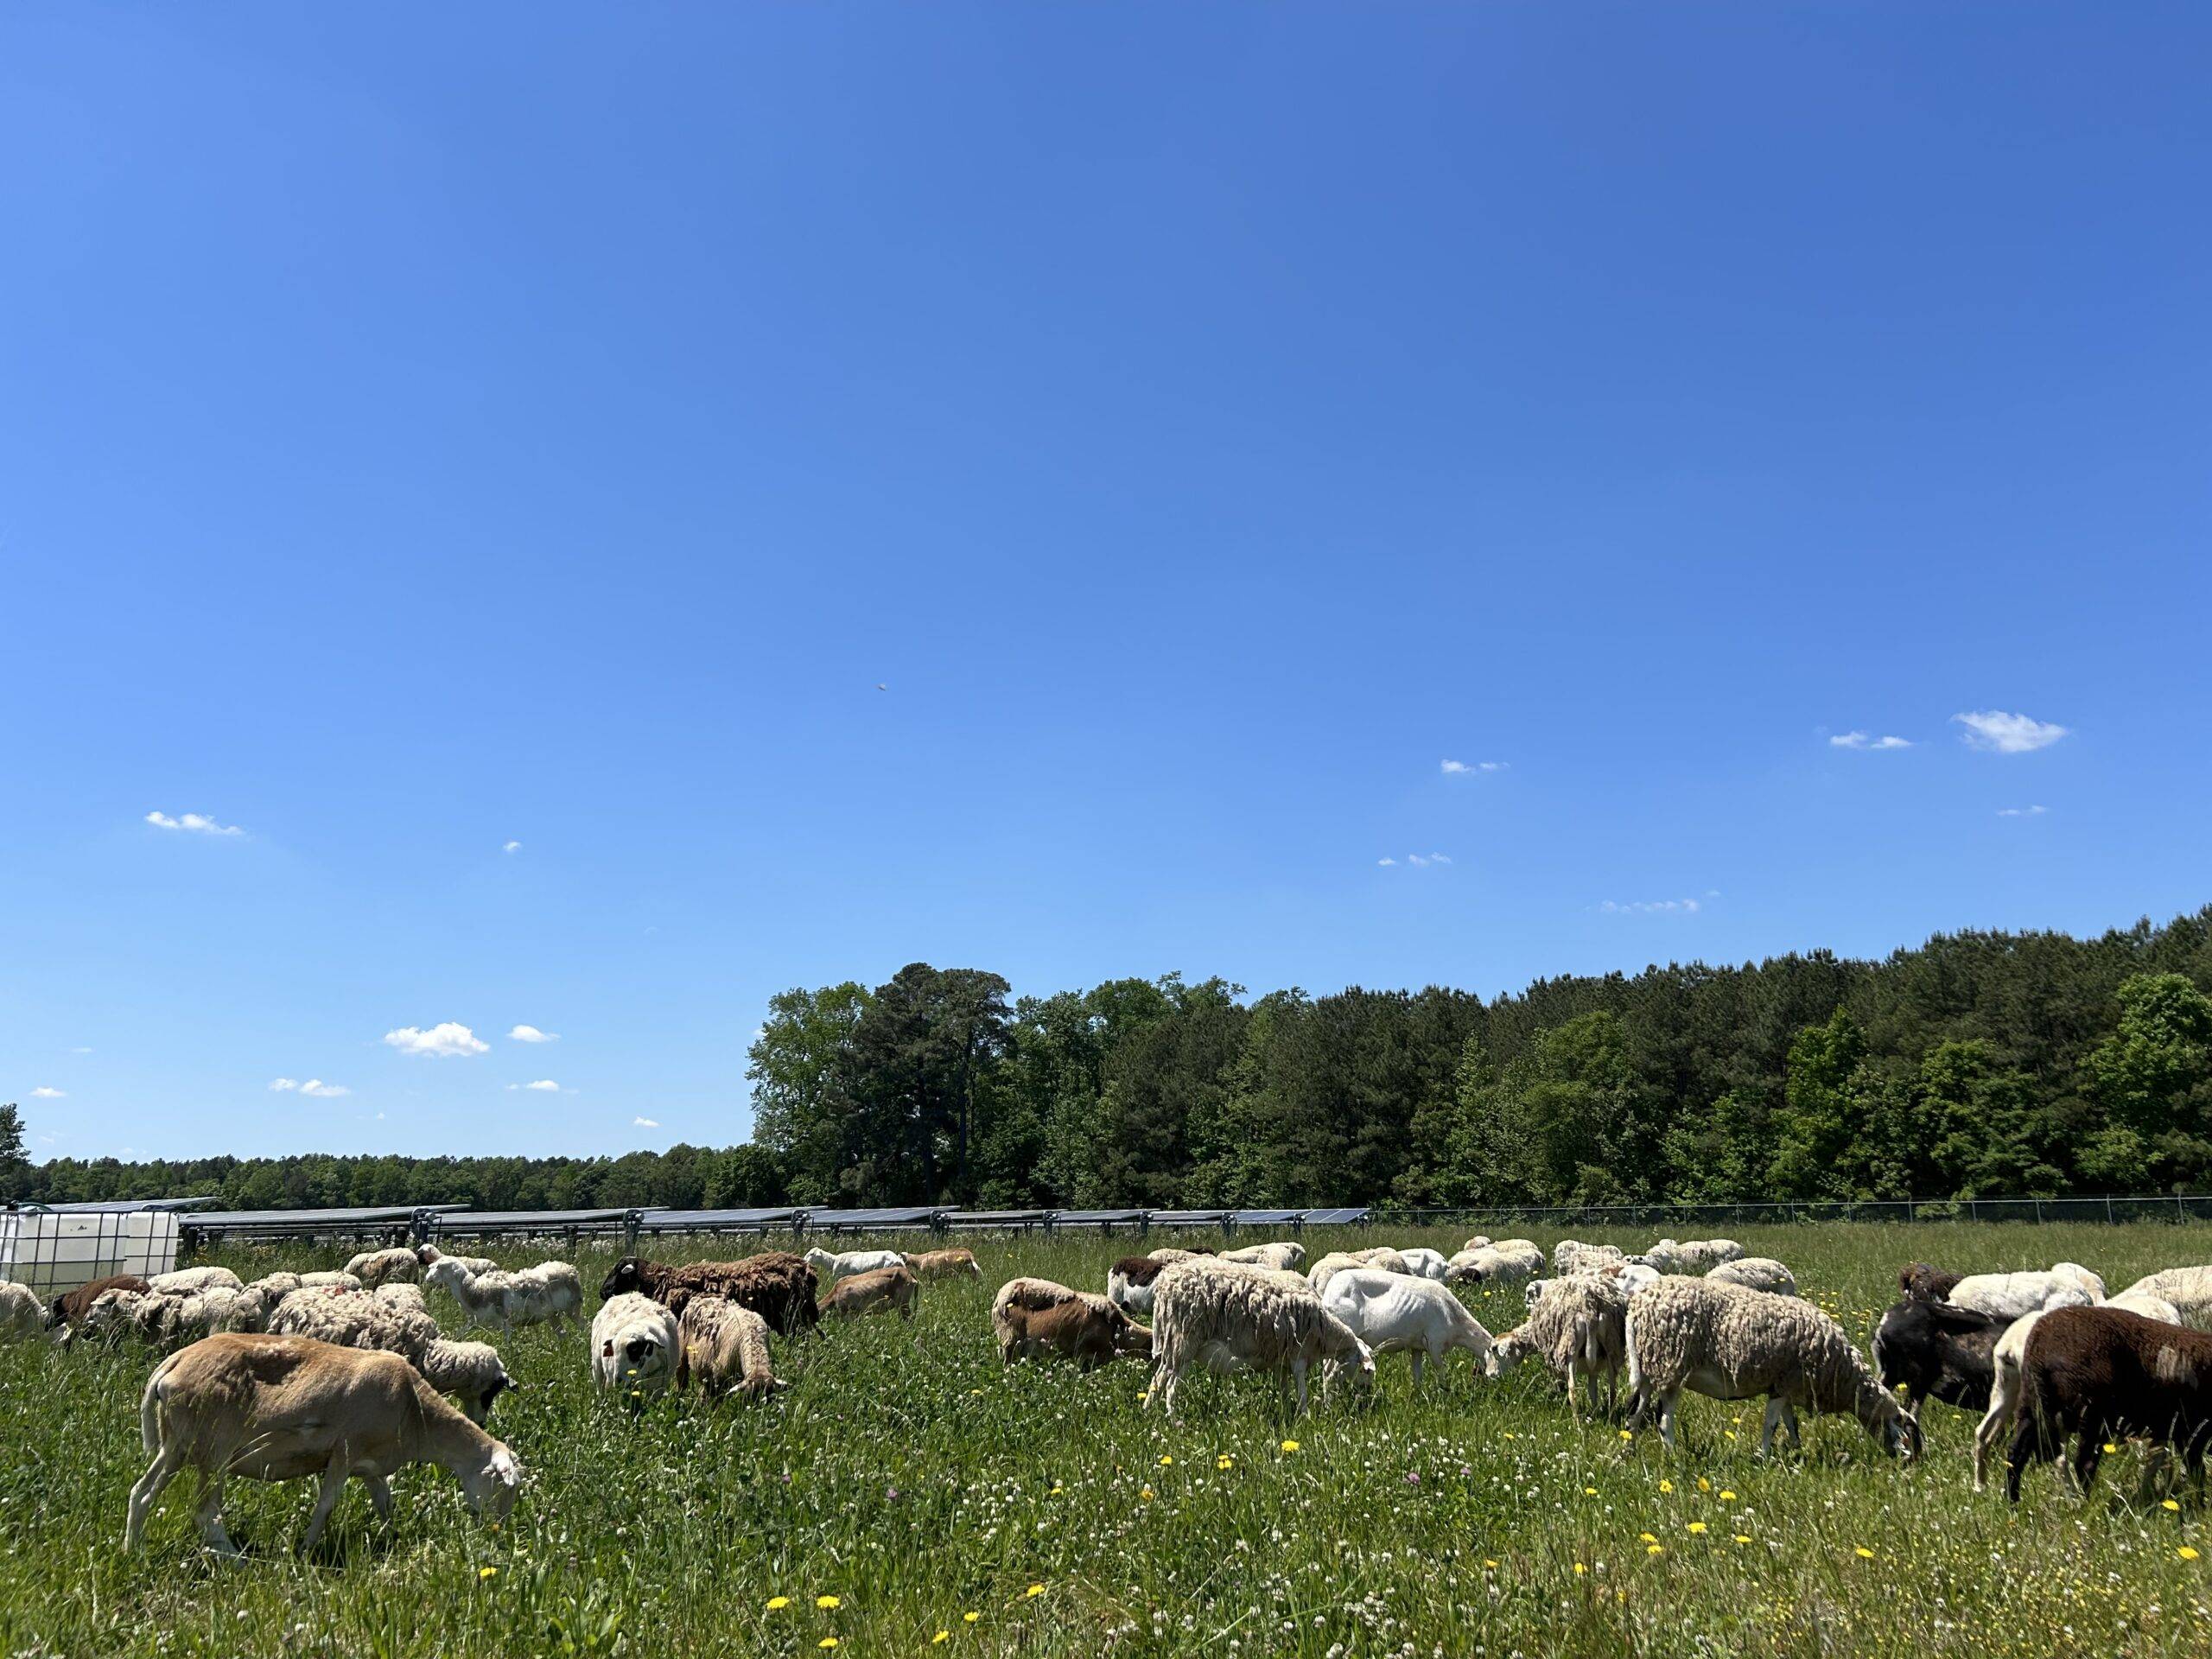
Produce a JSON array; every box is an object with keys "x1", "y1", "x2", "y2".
[{"x1": 10, "y1": 907, "x2": 2212, "y2": 1211}]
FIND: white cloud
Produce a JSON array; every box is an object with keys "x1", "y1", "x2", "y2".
[
  {"x1": 67, "y1": 1046, "x2": 92, "y2": 1055},
  {"x1": 30, "y1": 1086, "x2": 65, "y2": 1098},
  {"x1": 1440, "y1": 760, "x2": 1509, "y2": 776},
  {"x1": 1828, "y1": 732, "x2": 1912, "y2": 751},
  {"x1": 383, "y1": 1022, "x2": 489, "y2": 1058},
  {"x1": 1599, "y1": 898, "x2": 1703, "y2": 915},
  {"x1": 508, "y1": 1024, "x2": 558, "y2": 1044},
  {"x1": 1997, "y1": 804, "x2": 2049, "y2": 817},
  {"x1": 373, "y1": 1111, "x2": 386, "y2": 1121},
  {"x1": 1376, "y1": 857, "x2": 1396, "y2": 867},
  {"x1": 302, "y1": 1079, "x2": 348, "y2": 1097},
  {"x1": 270, "y1": 1077, "x2": 298, "y2": 1091},
  {"x1": 145, "y1": 810, "x2": 243, "y2": 836},
  {"x1": 502, "y1": 840, "x2": 521, "y2": 854},
  {"x1": 512, "y1": 1079, "x2": 562, "y2": 1092},
  {"x1": 633, "y1": 1116, "x2": 660, "y2": 1128},
  {"x1": 1407, "y1": 853, "x2": 1452, "y2": 867},
  {"x1": 1954, "y1": 710, "x2": 2069, "y2": 753}
]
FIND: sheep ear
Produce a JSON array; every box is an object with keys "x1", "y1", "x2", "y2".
[{"x1": 601, "y1": 1339, "x2": 615, "y2": 1357}]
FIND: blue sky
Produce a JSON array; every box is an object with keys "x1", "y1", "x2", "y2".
[{"x1": 4, "y1": 6, "x2": 2208, "y2": 1162}]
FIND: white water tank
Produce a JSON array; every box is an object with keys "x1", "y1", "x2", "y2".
[{"x1": 0, "y1": 1205, "x2": 185, "y2": 1296}]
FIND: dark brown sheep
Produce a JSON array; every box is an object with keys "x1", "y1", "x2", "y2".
[
  {"x1": 50, "y1": 1274, "x2": 151, "y2": 1331},
  {"x1": 1872, "y1": 1297, "x2": 2010, "y2": 1411},
  {"x1": 599, "y1": 1253, "x2": 820, "y2": 1335},
  {"x1": 1899, "y1": 1262, "x2": 1965, "y2": 1303},
  {"x1": 2006, "y1": 1305, "x2": 2212, "y2": 1502},
  {"x1": 993, "y1": 1277, "x2": 1152, "y2": 1369}
]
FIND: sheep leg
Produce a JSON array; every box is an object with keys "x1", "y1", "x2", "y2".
[
  {"x1": 364, "y1": 1475, "x2": 395, "y2": 1525},
  {"x1": 1409, "y1": 1351, "x2": 1425, "y2": 1389},
  {"x1": 124, "y1": 1445, "x2": 186, "y2": 1552},
  {"x1": 1563, "y1": 1361, "x2": 1580, "y2": 1425},
  {"x1": 1292, "y1": 1357, "x2": 1310, "y2": 1415},
  {"x1": 2069, "y1": 1434, "x2": 2104, "y2": 1498},
  {"x1": 1972, "y1": 1397, "x2": 2011, "y2": 1493},
  {"x1": 1656, "y1": 1392, "x2": 1678, "y2": 1452},
  {"x1": 192, "y1": 1473, "x2": 238, "y2": 1555},
  {"x1": 1760, "y1": 1397, "x2": 1788, "y2": 1457},
  {"x1": 296, "y1": 1456, "x2": 353, "y2": 1555}
]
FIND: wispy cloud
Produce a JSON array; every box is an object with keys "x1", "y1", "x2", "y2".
[
  {"x1": 1954, "y1": 710, "x2": 2069, "y2": 753},
  {"x1": 30, "y1": 1086, "x2": 66, "y2": 1098},
  {"x1": 1376, "y1": 857, "x2": 1396, "y2": 867},
  {"x1": 633, "y1": 1116, "x2": 660, "y2": 1128},
  {"x1": 145, "y1": 810, "x2": 243, "y2": 836},
  {"x1": 502, "y1": 840, "x2": 521, "y2": 854},
  {"x1": 1828, "y1": 732, "x2": 1912, "y2": 751},
  {"x1": 1599, "y1": 897, "x2": 1703, "y2": 915},
  {"x1": 270, "y1": 1077, "x2": 349, "y2": 1096},
  {"x1": 383, "y1": 1022, "x2": 489, "y2": 1058},
  {"x1": 508, "y1": 1024, "x2": 558, "y2": 1044},
  {"x1": 511, "y1": 1079, "x2": 562, "y2": 1092},
  {"x1": 67, "y1": 1046, "x2": 92, "y2": 1055},
  {"x1": 1997, "y1": 804, "x2": 2049, "y2": 817},
  {"x1": 1440, "y1": 760, "x2": 1509, "y2": 776},
  {"x1": 1406, "y1": 852, "x2": 1452, "y2": 867}
]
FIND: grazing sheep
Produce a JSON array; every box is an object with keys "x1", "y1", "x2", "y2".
[
  {"x1": 296, "y1": 1271, "x2": 364, "y2": 1292},
  {"x1": 1308, "y1": 1249, "x2": 1412, "y2": 1291},
  {"x1": 1106, "y1": 1255, "x2": 1174, "y2": 1319},
  {"x1": 823, "y1": 1264, "x2": 918, "y2": 1320},
  {"x1": 1707, "y1": 1257, "x2": 1798, "y2": 1297},
  {"x1": 1644, "y1": 1238, "x2": 1745, "y2": 1274},
  {"x1": 995, "y1": 1277, "x2": 1153, "y2": 1369},
  {"x1": 2107, "y1": 1287, "x2": 2185, "y2": 1325},
  {"x1": 125, "y1": 1333, "x2": 521, "y2": 1554},
  {"x1": 1947, "y1": 1264, "x2": 2103, "y2": 1322},
  {"x1": 1972, "y1": 1309, "x2": 2046, "y2": 1493},
  {"x1": 1445, "y1": 1243, "x2": 1543, "y2": 1290},
  {"x1": 0, "y1": 1281, "x2": 48, "y2": 1339},
  {"x1": 591, "y1": 1293, "x2": 682, "y2": 1404},
  {"x1": 417, "y1": 1244, "x2": 499, "y2": 1276},
  {"x1": 1317, "y1": 1269, "x2": 1492, "y2": 1384},
  {"x1": 1552, "y1": 1240, "x2": 1625, "y2": 1276},
  {"x1": 1486, "y1": 1273, "x2": 1630, "y2": 1420},
  {"x1": 1219, "y1": 1242, "x2": 1307, "y2": 1273},
  {"x1": 1624, "y1": 1276, "x2": 1920, "y2": 1459},
  {"x1": 1461, "y1": 1236, "x2": 1492, "y2": 1253},
  {"x1": 599, "y1": 1253, "x2": 821, "y2": 1334},
  {"x1": 417, "y1": 1339, "x2": 517, "y2": 1425},
  {"x1": 1872, "y1": 1297, "x2": 2010, "y2": 1414},
  {"x1": 423, "y1": 1257, "x2": 583, "y2": 1334},
  {"x1": 1148, "y1": 1259, "x2": 1376, "y2": 1415},
  {"x1": 1147, "y1": 1247, "x2": 1215, "y2": 1264},
  {"x1": 268, "y1": 1283, "x2": 442, "y2": 1359},
  {"x1": 676, "y1": 1296, "x2": 784, "y2": 1400},
  {"x1": 245, "y1": 1272, "x2": 306, "y2": 1304},
  {"x1": 2113, "y1": 1267, "x2": 2212, "y2": 1332},
  {"x1": 1899, "y1": 1262, "x2": 1965, "y2": 1303},
  {"x1": 1393, "y1": 1248, "x2": 1452, "y2": 1281},
  {"x1": 2005, "y1": 1306, "x2": 2212, "y2": 1503},
  {"x1": 107, "y1": 1285, "x2": 272, "y2": 1351},
  {"x1": 1346, "y1": 1247, "x2": 1413, "y2": 1272},
  {"x1": 902, "y1": 1249, "x2": 984, "y2": 1281},
  {"x1": 373, "y1": 1282, "x2": 430, "y2": 1315},
  {"x1": 49, "y1": 1274, "x2": 151, "y2": 1332},
  {"x1": 343, "y1": 1249, "x2": 423, "y2": 1289},
  {"x1": 804, "y1": 1246, "x2": 907, "y2": 1283},
  {"x1": 147, "y1": 1267, "x2": 243, "y2": 1296}
]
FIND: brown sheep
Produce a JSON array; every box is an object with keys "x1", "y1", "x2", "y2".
[
  {"x1": 2007, "y1": 1305, "x2": 2212, "y2": 1502},
  {"x1": 50, "y1": 1274, "x2": 150, "y2": 1332},
  {"x1": 994, "y1": 1277, "x2": 1152, "y2": 1369},
  {"x1": 677, "y1": 1295, "x2": 785, "y2": 1400},
  {"x1": 1899, "y1": 1262, "x2": 1965, "y2": 1303},
  {"x1": 824, "y1": 1264, "x2": 917, "y2": 1320},
  {"x1": 598, "y1": 1253, "x2": 821, "y2": 1334},
  {"x1": 903, "y1": 1249, "x2": 983, "y2": 1281}
]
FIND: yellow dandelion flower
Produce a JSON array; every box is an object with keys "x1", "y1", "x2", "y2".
[
  {"x1": 1719, "y1": 1490, "x2": 1737, "y2": 1501},
  {"x1": 1734, "y1": 1535, "x2": 1753, "y2": 1545},
  {"x1": 1639, "y1": 1532, "x2": 1658, "y2": 1544},
  {"x1": 1617, "y1": 1428, "x2": 1633, "y2": 1440},
  {"x1": 767, "y1": 1598, "x2": 791, "y2": 1611},
  {"x1": 1573, "y1": 1563, "x2": 1587, "y2": 1575},
  {"x1": 1687, "y1": 1522, "x2": 1708, "y2": 1535},
  {"x1": 933, "y1": 1634, "x2": 950, "y2": 1646},
  {"x1": 1659, "y1": 1479, "x2": 1674, "y2": 1493},
  {"x1": 2164, "y1": 1499, "x2": 2183, "y2": 1512},
  {"x1": 1855, "y1": 1548, "x2": 1875, "y2": 1560},
  {"x1": 1583, "y1": 1486, "x2": 1599, "y2": 1497},
  {"x1": 1159, "y1": 1454, "x2": 1173, "y2": 1466},
  {"x1": 1217, "y1": 1455, "x2": 1234, "y2": 1470},
  {"x1": 964, "y1": 1611, "x2": 981, "y2": 1624},
  {"x1": 1724, "y1": 1430, "x2": 1738, "y2": 1441},
  {"x1": 1025, "y1": 1585, "x2": 1045, "y2": 1599},
  {"x1": 2183, "y1": 1547, "x2": 2202, "y2": 1561},
  {"x1": 2105, "y1": 1442, "x2": 2121, "y2": 1454},
  {"x1": 817, "y1": 1596, "x2": 842, "y2": 1610},
  {"x1": 1280, "y1": 1439, "x2": 1300, "y2": 1453},
  {"x1": 1697, "y1": 1477, "x2": 1710, "y2": 1492},
  {"x1": 1646, "y1": 1544, "x2": 1664, "y2": 1556},
  {"x1": 819, "y1": 1641, "x2": 840, "y2": 1651},
  {"x1": 479, "y1": 1567, "x2": 499, "y2": 1580},
  {"x1": 1141, "y1": 1486, "x2": 1155, "y2": 1501},
  {"x1": 1483, "y1": 1559, "x2": 1499, "y2": 1569}
]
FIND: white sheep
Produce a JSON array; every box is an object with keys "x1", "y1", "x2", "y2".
[
  {"x1": 2112, "y1": 1267, "x2": 2212, "y2": 1332},
  {"x1": 100, "y1": 1284, "x2": 272, "y2": 1350},
  {"x1": 1307, "y1": 1248, "x2": 1411, "y2": 1292},
  {"x1": 1446, "y1": 1242, "x2": 1543, "y2": 1289},
  {"x1": 418, "y1": 1338, "x2": 517, "y2": 1425},
  {"x1": 417, "y1": 1243, "x2": 499, "y2": 1276},
  {"x1": 1317, "y1": 1268, "x2": 1492, "y2": 1384},
  {"x1": 268, "y1": 1283, "x2": 442, "y2": 1358},
  {"x1": 1706, "y1": 1257, "x2": 1797, "y2": 1296},
  {"x1": 1148, "y1": 1258, "x2": 1376, "y2": 1414},
  {"x1": 1486, "y1": 1272, "x2": 1630, "y2": 1420},
  {"x1": 342, "y1": 1248, "x2": 423, "y2": 1288},
  {"x1": 1624, "y1": 1276, "x2": 1919, "y2": 1458},
  {"x1": 1219, "y1": 1242, "x2": 1307, "y2": 1272},
  {"x1": 1970, "y1": 1309, "x2": 2045, "y2": 1493},
  {"x1": 374, "y1": 1281, "x2": 430, "y2": 1314},
  {"x1": 592, "y1": 1292, "x2": 681, "y2": 1404},
  {"x1": 1393, "y1": 1247, "x2": 1452, "y2": 1281},
  {"x1": 1947, "y1": 1263, "x2": 2103, "y2": 1321},
  {"x1": 423, "y1": 1257, "x2": 583, "y2": 1333},
  {"x1": 676, "y1": 1295, "x2": 784, "y2": 1400},
  {"x1": 1644, "y1": 1238, "x2": 1745, "y2": 1274},
  {"x1": 1461, "y1": 1235, "x2": 1492, "y2": 1253},
  {"x1": 0, "y1": 1281, "x2": 48, "y2": 1339},
  {"x1": 2106, "y1": 1287, "x2": 2184, "y2": 1325},
  {"x1": 147, "y1": 1267, "x2": 243, "y2": 1296},
  {"x1": 1552, "y1": 1240, "x2": 1624, "y2": 1276},
  {"x1": 125, "y1": 1332, "x2": 520, "y2": 1554},
  {"x1": 802, "y1": 1246, "x2": 906, "y2": 1283},
  {"x1": 1147, "y1": 1247, "x2": 1215, "y2": 1264}
]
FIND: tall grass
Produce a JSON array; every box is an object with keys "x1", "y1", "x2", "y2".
[{"x1": 4, "y1": 1222, "x2": 2210, "y2": 1656}]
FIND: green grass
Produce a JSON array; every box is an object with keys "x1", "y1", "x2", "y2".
[{"x1": 5, "y1": 1223, "x2": 2212, "y2": 1656}]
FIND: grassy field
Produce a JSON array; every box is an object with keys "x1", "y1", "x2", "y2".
[{"x1": 5, "y1": 1222, "x2": 2212, "y2": 1657}]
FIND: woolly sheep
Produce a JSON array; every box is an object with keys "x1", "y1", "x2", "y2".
[
  {"x1": 119, "y1": 1284, "x2": 273, "y2": 1350},
  {"x1": 147, "y1": 1267, "x2": 243, "y2": 1296},
  {"x1": 1218, "y1": 1242, "x2": 1307, "y2": 1272},
  {"x1": 417, "y1": 1243, "x2": 499, "y2": 1276},
  {"x1": 417, "y1": 1339, "x2": 517, "y2": 1425},
  {"x1": 1552, "y1": 1240, "x2": 1624, "y2": 1276},
  {"x1": 1946, "y1": 1264, "x2": 2103, "y2": 1321},
  {"x1": 1307, "y1": 1249, "x2": 1411, "y2": 1292},
  {"x1": 599, "y1": 1253, "x2": 820, "y2": 1333},
  {"x1": 591, "y1": 1292, "x2": 682, "y2": 1404},
  {"x1": 1624, "y1": 1276, "x2": 1920, "y2": 1459},
  {"x1": 423, "y1": 1257, "x2": 584, "y2": 1333},
  {"x1": 343, "y1": 1248, "x2": 423, "y2": 1288},
  {"x1": 297, "y1": 1271, "x2": 364, "y2": 1292},
  {"x1": 995, "y1": 1278, "x2": 1153, "y2": 1370},
  {"x1": 268, "y1": 1283, "x2": 442, "y2": 1360},
  {"x1": 2003, "y1": 1306, "x2": 2212, "y2": 1503},
  {"x1": 823, "y1": 1264, "x2": 918, "y2": 1320},
  {"x1": 677, "y1": 1295, "x2": 784, "y2": 1400},
  {"x1": 374, "y1": 1282, "x2": 430, "y2": 1314},
  {"x1": 2113, "y1": 1266, "x2": 2212, "y2": 1332},
  {"x1": 804, "y1": 1246, "x2": 907, "y2": 1283},
  {"x1": 1393, "y1": 1247, "x2": 1451, "y2": 1281},
  {"x1": 1317, "y1": 1268, "x2": 1491, "y2": 1385},
  {"x1": 0, "y1": 1281, "x2": 48, "y2": 1339},
  {"x1": 1486, "y1": 1273, "x2": 1630, "y2": 1421},
  {"x1": 1445, "y1": 1243, "x2": 1542, "y2": 1289},
  {"x1": 48, "y1": 1274, "x2": 149, "y2": 1332},
  {"x1": 1461, "y1": 1236, "x2": 1492, "y2": 1253},
  {"x1": 2107, "y1": 1287, "x2": 2185, "y2": 1325},
  {"x1": 1148, "y1": 1259, "x2": 1376, "y2": 1415},
  {"x1": 1147, "y1": 1247, "x2": 1215, "y2": 1264},
  {"x1": 1644, "y1": 1238, "x2": 1745, "y2": 1274},
  {"x1": 1706, "y1": 1257, "x2": 1797, "y2": 1297},
  {"x1": 126, "y1": 1333, "x2": 521, "y2": 1554}
]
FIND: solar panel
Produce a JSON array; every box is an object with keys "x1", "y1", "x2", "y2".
[
  {"x1": 36, "y1": 1196, "x2": 219, "y2": 1214},
  {"x1": 804, "y1": 1207, "x2": 942, "y2": 1230},
  {"x1": 1051, "y1": 1209, "x2": 1148, "y2": 1225},
  {"x1": 1147, "y1": 1210, "x2": 1229, "y2": 1226},
  {"x1": 190, "y1": 1205, "x2": 429, "y2": 1228},
  {"x1": 1231, "y1": 1209, "x2": 1306, "y2": 1225},
  {"x1": 435, "y1": 1209, "x2": 633, "y2": 1230},
  {"x1": 947, "y1": 1210, "x2": 1052, "y2": 1226},
  {"x1": 1301, "y1": 1206, "x2": 1371, "y2": 1225},
  {"x1": 637, "y1": 1207, "x2": 802, "y2": 1229}
]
